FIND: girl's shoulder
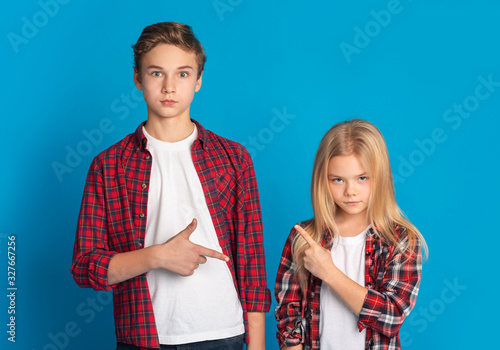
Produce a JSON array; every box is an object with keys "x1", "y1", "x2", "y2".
[
  {"x1": 372, "y1": 224, "x2": 422, "y2": 258},
  {"x1": 286, "y1": 219, "x2": 313, "y2": 241},
  {"x1": 294, "y1": 219, "x2": 314, "y2": 230},
  {"x1": 372, "y1": 223, "x2": 408, "y2": 239}
]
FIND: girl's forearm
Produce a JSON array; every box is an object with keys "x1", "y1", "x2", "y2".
[{"x1": 323, "y1": 265, "x2": 368, "y2": 316}]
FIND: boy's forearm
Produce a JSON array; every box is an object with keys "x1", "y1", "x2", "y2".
[
  {"x1": 107, "y1": 245, "x2": 159, "y2": 285},
  {"x1": 247, "y1": 312, "x2": 266, "y2": 350}
]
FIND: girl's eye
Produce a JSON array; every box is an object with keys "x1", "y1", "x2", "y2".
[
  {"x1": 359, "y1": 176, "x2": 367, "y2": 181},
  {"x1": 179, "y1": 72, "x2": 189, "y2": 78},
  {"x1": 331, "y1": 178, "x2": 343, "y2": 183},
  {"x1": 152, "y1": 72, "x2": 162, "y2": 77}
]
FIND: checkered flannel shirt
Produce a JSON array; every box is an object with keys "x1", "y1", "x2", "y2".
[
  {"x1": 71, "y1": 120, "x2": 271, "y2": 349},
  {"x1": 275, "y1": 222, "x2": 422, "y2": 350}
]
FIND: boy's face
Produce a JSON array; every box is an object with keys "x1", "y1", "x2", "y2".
[{"x1": 134, "y1": 43, "x2": 202, "y2": 123}]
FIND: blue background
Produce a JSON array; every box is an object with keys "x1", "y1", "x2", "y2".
[{"x1": 2, "y1": 0, "x2": 498, "y2": 349}]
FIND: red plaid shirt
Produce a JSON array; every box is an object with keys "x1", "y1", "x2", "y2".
[
  {"x1": 71, "y1": 120, "x2": 271, "y2": 349},
  {"x1": 275, "y1": 221, "x2": 422, "y2": 350}
]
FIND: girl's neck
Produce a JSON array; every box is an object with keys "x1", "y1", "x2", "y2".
[{"x1": 335, "y1": 212, "x2": 370, "y2": 237}]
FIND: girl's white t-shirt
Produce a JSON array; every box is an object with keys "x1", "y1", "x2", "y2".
[
  {"x1": 319, "y1": 226, "x2": 370, "y2": 349},
  {"x1": 142, "y1": 125, "x2": 244, "y2": 345}
]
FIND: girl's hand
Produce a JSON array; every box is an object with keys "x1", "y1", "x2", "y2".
[
  {"x1": 296, "y1": 225, "x2": 368, "y2": 316},
  {"x1": 295, "y1": 225, "x2": 335, "y2": 282}
]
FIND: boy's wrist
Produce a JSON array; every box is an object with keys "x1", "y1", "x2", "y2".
[{"x1": 147, "y1": 244, "x2": 161, "y2": 270}]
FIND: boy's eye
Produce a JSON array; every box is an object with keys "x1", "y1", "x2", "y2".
[
  {"x1": 179, "y1": 72, "x2": 189, "y2": 78},
  {"x1": 152, "y1": 72, "x2": 162, "y2": 77}
]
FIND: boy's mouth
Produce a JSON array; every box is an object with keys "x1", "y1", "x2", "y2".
[{"x1": 161, "y1": 99, "x2": 177, "y2": 106}]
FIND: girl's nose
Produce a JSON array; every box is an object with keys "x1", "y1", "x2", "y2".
[{"x1": 345, "y1": 182, "x2": 357, "y2": 196}]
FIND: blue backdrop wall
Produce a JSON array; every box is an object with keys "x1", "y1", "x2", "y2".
[{"x1": 2, "y1": 1, "x2": 498, "y2": 349}]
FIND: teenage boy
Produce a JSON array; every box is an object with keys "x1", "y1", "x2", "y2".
[{"x1": 71, "y1": 22, "x2": 270, "y2": 350}]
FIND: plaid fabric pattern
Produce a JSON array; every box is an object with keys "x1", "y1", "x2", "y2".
[
  {"x1": 71, "y1": 120, "x2": 271, "y2": 349},
  {"x1": 275, "y1": 222, "x2": 422, "y2": 350}
]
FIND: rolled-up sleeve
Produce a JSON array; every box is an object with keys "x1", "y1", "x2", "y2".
[
  {"x1": 275, "y1": 228, "x2": 305, "y2": 348},
  {"x1": 240, "y1": 156, "x2": 271, "y2": 312},
  {"x1": 71, "y1": 158, "x2": 117, "y2": 291},
  {"x1": 358, "y1": 236, "x2": 422, "y2": 338}
]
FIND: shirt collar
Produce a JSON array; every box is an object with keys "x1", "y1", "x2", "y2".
[{"x1": 133, "y1": 118, "x2": 209, "y2": 150}]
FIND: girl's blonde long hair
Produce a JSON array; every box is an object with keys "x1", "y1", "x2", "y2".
[{"x1": 292, "y1": 119, "x2": 428, "y2": 290}]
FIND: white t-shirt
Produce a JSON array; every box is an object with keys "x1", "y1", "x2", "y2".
[
  {"x1": 319, "y1": 226, "x2": 370, "y2": 349},
  {"x1": 142, "y1": 125, "x2": 244, "y2": 345}
]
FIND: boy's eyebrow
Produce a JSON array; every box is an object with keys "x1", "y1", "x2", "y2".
[
  {"x1": 144, "y1": 65, "x2": 194, "y2": 71},
  {"x1": 145, "y1": 65, "x2": 164, "y2": 71}
]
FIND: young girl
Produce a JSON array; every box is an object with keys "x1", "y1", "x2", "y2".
[{"x1": 275, "y1": 119, "x2": 427, "y2": 350}]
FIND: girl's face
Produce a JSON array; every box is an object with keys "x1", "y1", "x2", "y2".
[{"x1": 327, "y1": 154, "x2": 371, "y2": 224}]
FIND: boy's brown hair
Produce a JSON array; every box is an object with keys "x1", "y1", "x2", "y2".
[{"x1": 132, "y1": 22, "x2": 206, "y2": 78}]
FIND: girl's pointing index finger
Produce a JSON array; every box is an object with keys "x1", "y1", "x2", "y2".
[{"x1": 294, "y1": 225, "x2": 316, "y2": 246}]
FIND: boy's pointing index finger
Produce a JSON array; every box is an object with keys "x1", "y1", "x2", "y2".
[{"x1": 294, "y1": 225, "x2": 316, "y2": 246}]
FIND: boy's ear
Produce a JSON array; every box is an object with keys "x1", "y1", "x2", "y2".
[
  {"x1": 133, "y1": 67, "x2": 143, "y2": 90},
  {"x1": 195, "y1": 71, "x2": 203, "y2": 92}
]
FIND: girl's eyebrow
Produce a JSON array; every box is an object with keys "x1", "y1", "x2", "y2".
[{"x1": 328, "y1": 173, "x2": 368, "y2": 177}]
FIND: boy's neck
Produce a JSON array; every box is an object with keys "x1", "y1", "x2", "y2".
[{"x1": 144, "y1": 116, "x2": 195, "y2": 142}]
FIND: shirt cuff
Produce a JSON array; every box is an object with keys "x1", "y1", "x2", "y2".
[
  {"x1": 242, "y1": 285, "x2": 271, "y2": 312},
  {"x1": 276, "y1": 322, "x2": 304, "y2": 348},
  {"x1": 88, "y1": 250, "x2": 117, "y2": 291},
  {"x1": 357, "y1": 288, "x2": 383, "y2": 331}
]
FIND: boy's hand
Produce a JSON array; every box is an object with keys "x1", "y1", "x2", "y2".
[
  {"x1": 295, "y1": 225, "x2": 335, "y2": 282},
  {"x1": 156, "y1": 219, "x2": 229, "y2": 276}
]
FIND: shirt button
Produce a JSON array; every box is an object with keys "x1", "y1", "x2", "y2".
[
  {"x1": 145, "y1": 155, "x2": 150, "y2": 160},
  {"x1": 365, "y1": 251, "x2": 370, "y2": 256},
  {"x1": 142, "y1": 183, "x2": 147, "y2": 189},
  {"x1": 139, "y1": 213, "x2": 145, "y2": 218}
]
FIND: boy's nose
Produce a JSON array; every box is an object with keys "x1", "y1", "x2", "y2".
[{"x1": 162, "y1": 77, "x2": 175, "y2": 93}]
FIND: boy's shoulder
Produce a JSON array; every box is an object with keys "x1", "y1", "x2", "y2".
[
  {"x1": 196, "y1": 121, "x2": 253, "y2": 167},
  {"x1": 91, "y1": 122, "x2": 144, "y2": 167}
]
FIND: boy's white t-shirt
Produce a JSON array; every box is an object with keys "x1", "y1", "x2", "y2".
[
  {"x1": 142, "y1": 125, "x2": 244, "y2": 345},
  {"x1": 319, "y1": 226, "x2": 370, "y2": 349}
]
